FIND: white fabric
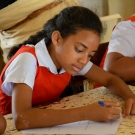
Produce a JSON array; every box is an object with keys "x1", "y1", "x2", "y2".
[
  {"x1": 0, "y1": 0, "x2": 79, "y2": 63},
  {"x1": 75, "y1": 61, "x2": 93, "y2": 76},
  {"x1": 2, "y1": 39, "x2": 93, "y2": 96},
  {"x1": 107, "y1": 15, "x2": 135, "y2": 57},
  {"x1": 2, "y1": 53, "x2": 37, "y2": 96},
  {"x1": 35, "y1": 40, "x2": 59, "y2": 74}
]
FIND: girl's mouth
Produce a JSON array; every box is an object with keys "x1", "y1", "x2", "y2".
[{"x1": 72, "y1": 65, "x2": 81, "y2": 72}]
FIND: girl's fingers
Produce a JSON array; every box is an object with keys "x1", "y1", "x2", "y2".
[
  {"x1": 131, "y1": 103, "x2": 135, "y2": 115},
  {"x1": 122, "y1": 105, "x2": 130, "y2": 118},
  {"x1": 108, "y1": 108, "x2": 121, "y2": 120},
  {"x1": 103, "y1": 101, "x2": 120, "y2": 107},
  {"x1": 111, "y1": 114, "x2": 121, "y2": 120},
  {"x1": 125, "y1": 101, "x2": 132, "y2": 116},
  {"x1": 122, "y1": 99, "x2": 135, "y2": 117}
]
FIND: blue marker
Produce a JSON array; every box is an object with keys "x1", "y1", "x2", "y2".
[{"x1": 98, "y1": 101, "x2": 105, "y2": 106}]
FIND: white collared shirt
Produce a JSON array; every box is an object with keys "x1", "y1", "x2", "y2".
[
  {"x1": 107, "y1": 15, "x2": 135, "y2": 57},
  {"x1": 2, "y1": 39, "x2": 93, "y2": 96}
]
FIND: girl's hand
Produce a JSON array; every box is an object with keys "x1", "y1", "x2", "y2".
[
  {"x1": 122, "y1": 96, "x2": 135, "y2": 117},
  {"x1": 85, "y1": 101, "x2": 121, "y2": 122}
]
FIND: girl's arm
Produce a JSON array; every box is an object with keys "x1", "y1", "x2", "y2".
[
  {"x1": 84, "y1": 64, "x2": 135, "y2": 116},
  {"x1": 12, "y1": 83, "x2": 120, "y2": 130},
  {"x1": 104, "y1": 52, "x2": 135, "y2": 82},
  {"x1": 0, "y1": 114, "x2": 6, "y2": 134}
]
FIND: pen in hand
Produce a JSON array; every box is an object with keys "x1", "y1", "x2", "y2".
[
  {"x1": 98, "y1": 101, "x2": 121, "y2": 121},
  {"x1": 98, "y1": 101, "x2": 110, "y2": 107}
]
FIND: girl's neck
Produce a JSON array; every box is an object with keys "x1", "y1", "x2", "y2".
[
  {"x1": 57, "y1": 68, "x2": 61, "y2": 73},
  {"x1": 47, "y1": 44, "x2": 61, "y2": 70}
]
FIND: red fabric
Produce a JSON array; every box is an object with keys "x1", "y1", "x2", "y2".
[
  {"x1": 99, "y1": 48, "x2": 108, "y2": 69},
  {"x1": 0, "y1": 46, "x2": 71, "y2": 114},
  {"x1": 94, "y1": 15, "x2": 135, "y2": 88},
  {"x1": 94, "y1": 48, "x2": 108, "y2": 88},
  {"x1": 126, "y1": 15, "x2": 135, "y2": 21}
]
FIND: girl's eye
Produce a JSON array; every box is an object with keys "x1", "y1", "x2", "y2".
[
  {"x1": 75, "y1": 47, "x2": 83, "y2": 53},
  {"x1": 88, "y1": 55, "x2": 93, "y2": 59},
  {"x1": 88, "y1": 55, "x2": 93, "y2": 58}
]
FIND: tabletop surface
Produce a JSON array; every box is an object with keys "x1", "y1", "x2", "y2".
[{"x1": 3, "y1": 85, "x2": 135, "y2": 135}]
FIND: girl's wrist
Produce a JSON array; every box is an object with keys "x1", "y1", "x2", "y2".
[{"x1": 122, "y1": 92, "x2": 135, "y2": 100}]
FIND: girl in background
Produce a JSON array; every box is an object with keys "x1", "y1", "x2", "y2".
[{"x1": 0, "y1": 6, "x2": 135, "y2": 130}]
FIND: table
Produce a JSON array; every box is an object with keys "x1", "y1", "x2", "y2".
[{"x1": 3, "y1": 85, "x2": 135, "y2": 135}]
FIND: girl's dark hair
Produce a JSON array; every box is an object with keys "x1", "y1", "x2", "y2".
[{"x1": 8, "y1": 6, "x2": 103, "y2": 60}]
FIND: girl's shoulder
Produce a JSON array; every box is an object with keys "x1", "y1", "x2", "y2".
[{"x1": 2, "y1": 52, "x2": 37, "y2": 96}]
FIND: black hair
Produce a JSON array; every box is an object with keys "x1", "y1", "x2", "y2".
[{"x1": 8, "y1": 6, "x2": 103, "y2": 60}]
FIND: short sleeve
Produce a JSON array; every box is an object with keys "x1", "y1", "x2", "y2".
[
  {"x1": 75, "y1": 61, "x2": 93, "y2": 76},
  {"x1": 108, "y1": 20, "x2": 135, "y2": 57},
  {"x1": 1, "y1": 52, "x2": 37, "y2": 96}
]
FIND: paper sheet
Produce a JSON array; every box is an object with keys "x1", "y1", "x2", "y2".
[{"x1": 21, "y1": 114, "x2": 122, "y2": 135}]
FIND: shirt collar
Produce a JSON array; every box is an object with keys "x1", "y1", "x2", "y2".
[{"x1": 35, "y1": 39, "x2": 65, "y2": 74}]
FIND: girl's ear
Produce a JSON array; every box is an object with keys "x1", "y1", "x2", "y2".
[{"x1": 52, "y1": 31, "x2": 62, "y2": 46}]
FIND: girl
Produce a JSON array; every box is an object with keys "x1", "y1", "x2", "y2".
[{"x1": 0, "y1": 6, "x2": 135, "y2": 130}]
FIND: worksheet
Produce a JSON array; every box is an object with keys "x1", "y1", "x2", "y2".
[{"x1": 21, "y1": 114, "x2": 122, "y2": 135}]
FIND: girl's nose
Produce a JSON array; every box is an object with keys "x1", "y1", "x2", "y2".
[{"x1": 78, "y1": 55, "x2": 89, "y2": 65}]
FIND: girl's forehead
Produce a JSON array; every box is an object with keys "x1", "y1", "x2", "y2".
[
  {"x1": 68, "y1": 30, "x2": 100, "y2": 42},
  {"x1": 63, "y1": 30, "x2": 100, "y2": 50},
  {"x1": 72, "y1": 30, "x2": 99, "y2": 38}
]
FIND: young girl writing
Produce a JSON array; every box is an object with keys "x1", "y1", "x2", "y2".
[{"x1": 0, "y1": 6, "x2": 135, "y2": 130}]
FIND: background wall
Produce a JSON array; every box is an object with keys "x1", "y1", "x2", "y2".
[
  {"x1": 78, "y1": 0, "x2": 135, "y2": 20},
  {"x1": 78, "y1": 0, "x2": 108, "y2": 17},
  {"x1": 108, "y1": 0, "x2": 135, "y2": 20}
]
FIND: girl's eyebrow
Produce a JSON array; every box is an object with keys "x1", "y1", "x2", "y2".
[{"x1": 76, "y1": 42, "x2": 97, "y2": 52}]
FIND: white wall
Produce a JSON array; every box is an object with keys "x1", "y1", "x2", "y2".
[
  {"x1": 78, "y1": 0, "x2": 135, "y2": 20},
  {"x1": 78, "y1": 0, "x2": 108, "y2": 17},
  {"x1": 108, "y1": 0, "x2": 135, "y2": 20}
]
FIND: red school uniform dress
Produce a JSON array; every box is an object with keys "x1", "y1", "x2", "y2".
[
  {"x1": 0, "y1": 41, "x2": 71, "y2": 115},
  {"x1": 0, "y1": 39, "x2": 93, "y2": 115}
]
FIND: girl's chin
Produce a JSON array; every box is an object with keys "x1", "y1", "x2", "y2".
[{"x1": 66, "y1": 70, "x2": 78, "y2": 75}]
